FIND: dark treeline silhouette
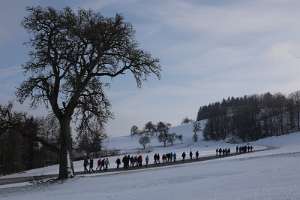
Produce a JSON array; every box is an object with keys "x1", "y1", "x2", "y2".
[
  {"x1": 198, "y1": 91, "x2": 300, "y2": 141},
  {"x1": 0, "y1": 103, "x2": 106, "y2": 175},
  {"x1": 0, "y1": 103, "x2": 59, "y2": 175}
]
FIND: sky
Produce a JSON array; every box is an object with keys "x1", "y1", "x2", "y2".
[{"x1": 1, "y1": 0, "x2": 300, "y2": 136}]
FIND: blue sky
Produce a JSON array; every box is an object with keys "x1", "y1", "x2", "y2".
[{"x1": 1, "y1": 0, "x2": 300, "y2": 136}]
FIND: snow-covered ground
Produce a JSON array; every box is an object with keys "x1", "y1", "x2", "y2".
[
  {"x1": 1, "y1": 122, "x2": 264, "y2": 179},
  {"x1": 2, "y1": 123, "x2": 300, "y2": 199}
]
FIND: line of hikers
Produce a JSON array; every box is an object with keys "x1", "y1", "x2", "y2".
[
  {"x1": 84, "y1": 157, "x2": 110, "y2": 173},
  {"x1": 83, "y1": 146, "x2": 255, "y2": 173},
  {"x1": 216, "y1": 145, "x2": 254, "y2": 157},
  {"x1": 83, "y1": 151, "x2": 200, "y2": 173},
  {"x1": 236, "y1": 145, "x2": 254, "y2": 153},
  {"x1": 121, "y1": 155, "x2": 144, "y2": 169},
  {"x1": 153, "y1": 151, "x2": 201, "y2": 164},
  {"x1": 216, "y1": 148, "x2": 231, "y2": 156}
]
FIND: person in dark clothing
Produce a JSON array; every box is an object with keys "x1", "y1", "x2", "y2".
[
  {"x1": 122, "y1": 155, "x2": 128, "y2": 169},
  {"x1": 116, "y1": 158, "x2": 121, "y2": 169},
  {"x1": 138, "y1": 155, "x2": 143, "y2": 167},
  {"x1": 162, "y1": 154, "x2": 166, "y2": 163},
  {"x1": 89, "y1": 157, "x2": 94, "y2": 173},
  {"x1": 182, "y1": 152, "x2": 186, "y2": 161},
  {"x1": 218, "y1": 148, "x2": 222, "y2": 156},
  {"x1": 195, "y1": 151, "x2": 199, "y2": 159},
  {"x1": 127, "y1": 155, "x2": 131, "y2": 167},
  {"x1": 130, "y1": 156, "x2": 134, "y2": 167},
  {"x1": 236, "y1": 146, "x2": 239, "y2": 154},
  {"x1": 189, "y1": 151, "x2": 193, "y2": 160},
  {"x1": 216, "y1": 149, "x2": 219, "y2": 156},
  {"x1": 134, "y1": 156, "x2": 138, "y2": 166},
  {"x1": 104, "y1": 158, "x2": 109, "y2": 170},
  {"x1": 84, "y1": 157, "x2": 89, "y2": 173},
  {"x1": 145, "y1": 155, "x2": 149, "y2": 166},
  {"x1": 167, "y1": 153, "x2": 171, "y2": 162},
  {"x1": 173, "y1": 152, "x2": 176, "y2": 162},
  {"x1": 96, "y1": 158, "x2": 102, "y2": 171}
]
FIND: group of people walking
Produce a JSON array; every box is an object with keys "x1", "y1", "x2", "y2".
[
  {"x1": 83, "y1": 146, "x2": 255, "y2": 173},
  {"x1": 215, "y1": 145, "x2": 255, "y2": 157},
  {"x1": 236, "y1": 145, "x2": 254, "y2": 153},
  {"x1": 121, "y1": 155, "x2": 144, "y2": 169},
  {"x1": 216, "y1": 148, "x2": 231, "y2": 156},
  {"x1": 154, "y1": 153, "x2": 176, "y2": 164},
  {"x1": 83, "y1": 157, "x2": 110, "y2": 173}
]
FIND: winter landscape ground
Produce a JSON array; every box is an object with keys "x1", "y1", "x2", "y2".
[
  {"x1": 2, "y1": 2, "x2": 300, "y2": 200},
  {"x1": 1, "y1": 123, "x2": 300, "y2": 200}
]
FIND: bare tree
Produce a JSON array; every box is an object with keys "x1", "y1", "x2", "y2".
[
  {"x1": 144, "y1": 121, "x2": 156, "y2": 136},
  {"x1": 193, "y1": 121, "x2": 201, "y2": 142},
  {"x1": 157, "y1": 122, "x2": 169, "y2": 147},
  {"x1": 167, "y1": 133, "x2": 176, "y2": 146},
  {"x1": 76, "y1": 121, "x2": 107, "y2": 156},
  {"x1": 17, "y1": 7, "x2": 161, "y2": 179},
  {"x1": 138, "y1": 135, "x2": 150, "y2": 149},
  {"x1": 130, "y1": 125, "x2": 139, "y2": 136}
]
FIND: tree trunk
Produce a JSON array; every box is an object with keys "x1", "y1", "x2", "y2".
[{"x1": 58, "y1": 118, "x2": 74, "y2": 180}]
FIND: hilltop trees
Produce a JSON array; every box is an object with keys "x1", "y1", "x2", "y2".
[
  {"x1": 138, "y1": 135, "x2": 150, "y2": 149},
  {"x1": 157, "y1": 122, "x2": 178, "y2": 147},
  {"x1": 144, "y1": 121, "x2": 156, "y2": 136},
  {"x1": 17, "y1": 7, "x2": 161, "y2": 179},
  {"x1": 192, "y1": 121, "x2": 201, "y2": 142},
  {"x1": 131, "y1": 121, "x2": 181, "y2": 148},
  {"x1": 130, "y1": 125, "x2": 140, "y2": 136},
  {"x1": 157, "y1": 121, "x2": 169, "y2": 147},
  {"x1": 200, "y1": 92, "x2": 300, "y2": 142}
]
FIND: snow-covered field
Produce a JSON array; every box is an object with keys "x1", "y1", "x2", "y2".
[
  {"x1": 1, "y1": 123, "x2": 300, "y2": 199},
  {"x1": 0, "y1": 122, "x2": 263, "y2": 179}
]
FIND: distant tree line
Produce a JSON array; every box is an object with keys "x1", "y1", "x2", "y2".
[
  {"x1": 0, "y1": 103, "x2": 106, "y2": 175},
  {"x1": 197, "y1": 91, "x2": 300, "y2": 142},
  {"x1": 0, "y1": 103, "x2": 59, "y2": 175}
]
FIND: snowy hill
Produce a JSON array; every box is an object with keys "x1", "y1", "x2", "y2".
[
  {"x1": 2, "y1": 131, "x2": 300, "y2": 199},
  {"x1": 103, "y1": 121, "x2": 206, "y2": 153},
  {"x1": 0, "y1": 120, "x2": 263, "y2": 180}
]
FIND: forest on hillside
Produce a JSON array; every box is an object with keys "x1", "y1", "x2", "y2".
[
  {"x1": 0, "y1": 103, "x2": 106, "y2": 175},
  {"x1": 197, "y1": 91, "x2": 300, "y2": 142}
]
